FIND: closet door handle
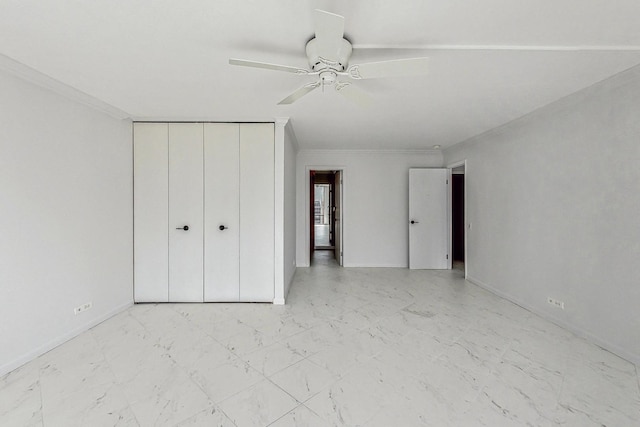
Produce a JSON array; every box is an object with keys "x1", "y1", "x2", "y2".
[
  {"x1": 219, "y1": 225, "x2": 228, "y2": 231},
  {"x1": 410, "y1": 220, "x2": 419, "y2": 225},
  {"x1": 176, "y1": 225, "x2": 189, "y2": 231}
]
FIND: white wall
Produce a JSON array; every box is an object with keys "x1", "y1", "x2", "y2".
[
  {"x1": 0, "y1": 70, "x2": 133, "y2": 375},
  {"x1": 283, "y1": 123, "x2": 297, "y2": 298},
  {"x1": 444, "y1": 66, "x2": 640, "y2": 365},
  {"x1": 296, "y1": 150, "x2": 442, "y2": 267}
]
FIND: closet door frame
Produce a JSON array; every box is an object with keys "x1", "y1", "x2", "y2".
[
  {"x1": 134, "y1": 121, "x2": 276, "y2": 304},
  {"x1": 239, "y1": 123, "x2": 275, "y2": 302}
]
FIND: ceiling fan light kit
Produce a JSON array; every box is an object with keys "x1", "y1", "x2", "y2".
[{"x1": 229, "y1": 9, "x2": 429, "y2": 105}]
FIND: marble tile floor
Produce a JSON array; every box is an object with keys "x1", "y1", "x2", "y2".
[{"x1": 2, "y1": 260, "x2": 640, "y2": 426}]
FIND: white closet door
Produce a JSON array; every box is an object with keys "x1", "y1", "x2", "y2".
[
  {"x1": 204, "y1": 123, "x2": 240, "y2": 301},
  {"x1": 239, "y1": 123, "x2": 275, "y2": 301},
  {"x1": 168, "y1": 123, "x2": 204, "y2": 302},
  {"x1": 134, "y1": 123, "x2": 169, "y2": 302}
]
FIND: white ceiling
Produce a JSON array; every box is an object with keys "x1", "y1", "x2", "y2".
[{"x1": 2, "y1": 0, "x2": 640, "y2": 150}]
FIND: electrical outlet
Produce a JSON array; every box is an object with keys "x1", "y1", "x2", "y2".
[
  {"x1": 74, "y1": 301, "x2": 92, "y2": 315},
  {"x1": 547, "y1": 297, "x2": 564, "y2": 310}
]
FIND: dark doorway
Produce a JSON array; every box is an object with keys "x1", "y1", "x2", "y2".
[
  {"x1": 312, "y1": 171, "x2": 335, "y2": 250},
  {"x1": 310, "y1": 170, "x2": 343, "y2": 266},
  {"x1": 451, "y1": 172, "x2": 465, "y2": 262}
]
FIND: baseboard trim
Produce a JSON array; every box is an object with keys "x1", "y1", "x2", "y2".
[
  {"x1": 466, "y1": 275, "x2": 640, "y2": 367},
  {"x1": 344, "y1": 263, "x2": 407, "y2": 268},
  {"x1": 298, "y1": 263, "x2": 406, "y2": 268},
  {"x1": 0, "y1": 300, "x2": 133, "y2": 377},
  {"x1": 280, "y1": 267, "x2": 298, "y2": 305}
]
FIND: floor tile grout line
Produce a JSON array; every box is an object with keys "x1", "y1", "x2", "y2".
[
  {"x1": 87, "y1": 326, "x2": 144, "y2": 427},
  {"x1": 36, "y1": 357, "x2": 44, "y2": 427}
]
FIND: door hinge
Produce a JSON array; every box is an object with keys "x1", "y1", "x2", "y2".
[
  {"x1": 446, "y1": 179, "x2": 449, "y2": 184},
  {"x1": 446, "y1": 254, "x2": 449, "y2": 259}
]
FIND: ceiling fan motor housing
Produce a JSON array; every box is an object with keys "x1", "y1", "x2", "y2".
[{"x1": 306, "y1": 38, "x2": 353, "y2": 72}]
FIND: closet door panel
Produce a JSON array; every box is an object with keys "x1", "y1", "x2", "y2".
[
  {"x1": 204, "y1": 123, "x2": 240, "y2": 301},
  {"x1": 134, "y1": 123, "x2": 169, "y2": 302},
  {"x1": 168, "y1": 123, "x2": 204, "y2": 302},
  {"x1": 239, "y1": 123, "x2": 275, "y2": 301}
]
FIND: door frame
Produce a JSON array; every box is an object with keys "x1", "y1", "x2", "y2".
[
  {"x1": 305, "y1": 165, "x2": 346, "y2": 266},
  {"x1": 310, "y1": 171, "x2": 315, "y2": 257},
  {"x1": 446, "y1": 159, "x2": 468, "y2": 279},
  {"x1": 333, "y1": 170, "x2": 343, "y2": 266}
]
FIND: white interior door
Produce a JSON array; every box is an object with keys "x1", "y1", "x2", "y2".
[
  {"x1": 204, "y1": 123, "x2": 240, "y2": 301},
  {"x1": 168, "y1": 123, "x2": 204, "y2": 302},
  {"x1": 334, "y1": 171, "x2": 343, "y2": 266},
  {"x1": 409, "y1": 168, "x2": 451, "y2": 269},
  {"x1": 133, "y1": 123, "x2": 169, "y2": 302},
  {"x1": 239, "y1": 123, "x2": 274, "y2": 302}
]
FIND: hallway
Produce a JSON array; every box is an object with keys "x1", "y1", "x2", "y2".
[{"x1": 310, "y1": 249, "x2": 338, "y2": 267}]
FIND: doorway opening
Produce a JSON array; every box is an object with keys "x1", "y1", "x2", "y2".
[
  {"x1": 314, "y1": 182, "x2": 333, "y2": 249},
  {"x1": 310, "y1": 170, "x2": 343, "y2": 266},
  {"x1": 450, "y1": 162, "x2": 466, "y2": 275}
]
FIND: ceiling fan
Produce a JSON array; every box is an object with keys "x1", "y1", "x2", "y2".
[{"x1": 229, "y1": 9, "x2": 429, "y2": 106}]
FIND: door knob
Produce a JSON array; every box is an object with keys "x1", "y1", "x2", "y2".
[
  {"x1": 410, "y1": 220, "x2": 419, "y2": 225},
  {"x1": 176, "y1": 225, "x2": 189, "y2": 231},
  {"x1": 219, "y1": 225, "x2": 228, "y2": 231}
]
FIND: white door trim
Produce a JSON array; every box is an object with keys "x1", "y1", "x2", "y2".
[{"x1": 334, "y1": 170, "x2": 343, "y2": 266}]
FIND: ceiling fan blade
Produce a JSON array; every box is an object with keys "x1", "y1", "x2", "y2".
[
  {"x1": 278, "y1": 82, "x2": 321, "y2": 105},
  {"x1": 335, "y1": 82, "x2": 372, "y2": 107},
  {"x1": 348, "y1": 57, "x2": 429, "y2": 79},
  {"x1": 313, "y1": 9, "x2": 345, "y2": 60},
  {"x1": 229, "y1": 58, "x2": 309, "y2": 75}
]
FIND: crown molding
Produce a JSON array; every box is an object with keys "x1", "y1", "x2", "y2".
[
  {"x1": 0, "y1": 53, "x2": 130, "y2": 120},
  {"x1": 281, "y1": 117, "x2": 301, "y2": 152},
  {"x1": 274, "y1": 117, "x2": 290, "y2": 126},
  {"x1": 300, "y1": 148, "x2": 441, "y2": 155},
  {"x1": 130, "y1": 117, "x2": 277, "y2": 123},
  {"x1": 351, "y1": 44, "x2": 640, "y2": 51}
]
